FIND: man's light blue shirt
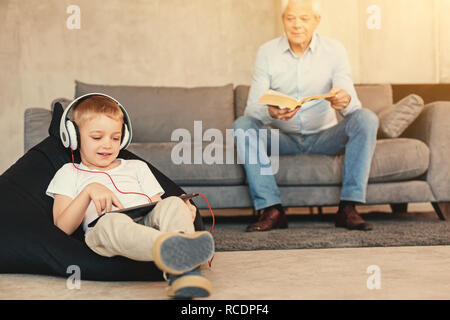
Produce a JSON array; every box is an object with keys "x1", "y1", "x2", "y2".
[{"x1": 245, "y1": 33, "x2": 361, "y2": 135}]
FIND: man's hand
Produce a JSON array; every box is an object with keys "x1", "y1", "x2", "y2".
[
  {"x1": 85, "y1": 182, "x2": 124, "y2": 216},
  {"x1": 268, "y1": 105, "x2": 300, "y2": 121},
  {"x1": 326, "y1": 88, "x2": 351, "y2": 111},
  {"x1": 182, "y1": 194, "x2": 197, "y2": 222}
]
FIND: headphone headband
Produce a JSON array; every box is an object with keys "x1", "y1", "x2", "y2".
[{"x1": 59, "y1": 93, "x2": 133, "y2": 150}]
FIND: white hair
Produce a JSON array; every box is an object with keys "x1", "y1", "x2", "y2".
[{"x1": 281, "y1": 0, "x2": 321, "y2": 16}]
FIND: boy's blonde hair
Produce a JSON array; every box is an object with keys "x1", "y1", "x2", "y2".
[{"x1": 72, "y1": 95, "x2": 124, "y2": 127}]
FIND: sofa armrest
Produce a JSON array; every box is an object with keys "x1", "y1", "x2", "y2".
[
  {"x1": 24, "y1": 108, "x2": 52, "y2": 154},
  {"x1": 402, "y1": 101, "x2": 450, "y2": 201}
]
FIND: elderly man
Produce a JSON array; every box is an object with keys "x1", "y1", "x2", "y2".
[{"x1": 233, "y1": 0, "x2": 379, "y2": 232}]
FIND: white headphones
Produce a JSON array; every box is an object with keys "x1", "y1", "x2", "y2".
[{"x1": 59, "y1": 93, "x2": 133, "y2": 151}]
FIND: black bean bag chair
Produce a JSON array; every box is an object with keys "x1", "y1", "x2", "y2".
[{"x1": 0, "y1": 103, "x2": 205, "y2": 281}]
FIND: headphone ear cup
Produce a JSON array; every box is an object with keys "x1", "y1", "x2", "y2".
[
  {"x1": 120, "y1": 124, "x2": 130, "y2": 150},
  {"x1": 120, "y1": 123, "x2": 126, "y2": 144},
  {"x1": 73, "y1": 122, "x2": 81, "y2": 150},
  {"x1": 66, "y1": 120, "x2": 79, "y2": 151}
]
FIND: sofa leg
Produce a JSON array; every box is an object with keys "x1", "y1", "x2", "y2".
[
  {"x1": 390, "y1": 203, "x2": 408, "y2": 213},
  {"x1": 317, "y1": 206, "x2": 323, "y2": 216},
  {"x1": 431, "y1": 202, "x2": 449, "y2": 221},
  {"x1": 252, "y1": 208, "x2": 261, "y2": 217}
]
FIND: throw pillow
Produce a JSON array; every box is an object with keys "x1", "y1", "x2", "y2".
[{"x1": 378, "y1": 94, "x2": 425, "y2": 138}]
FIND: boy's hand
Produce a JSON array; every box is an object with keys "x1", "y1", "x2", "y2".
[
  {"x1": 85, "y1": 182, "x2": 124, "y2": 216},
  {"x1": 182, "y1": 194, "x2": 197, "y2": 222}
]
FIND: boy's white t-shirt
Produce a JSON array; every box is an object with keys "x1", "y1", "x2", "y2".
[{"x1": 46, "y1": 158, "x2": 165, "y2": 234}]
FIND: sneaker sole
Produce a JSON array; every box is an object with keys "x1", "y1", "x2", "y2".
[
  {"x1": 153, "y1": 231, "x2": 214, "y2": 275},
  {"x1": 167, "y1": 275, "x2": 212, "y2": 299}
]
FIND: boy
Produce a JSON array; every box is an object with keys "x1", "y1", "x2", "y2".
[{"x1": 46, "y1": 95, "x2": 214, "y2": 298}]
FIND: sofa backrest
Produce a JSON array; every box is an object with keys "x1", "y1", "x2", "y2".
[
  {"x1": 75, "y1": 81, "x2": 235, "y2": 143},
  {"x1": 234, "y1": 84, "x2": 394, "y2": 118},
  {"x1": 391, "y1": 83, "x2": 450, "y2": 104},
  {"x1": 354, "y1": 84, "x2": 393, "y2": 114},
  {"x1": 23, "y1": 82, "x2": 396, "y2": 152}
]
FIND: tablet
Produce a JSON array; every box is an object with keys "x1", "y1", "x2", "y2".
[{"x1": 87, "y1": 193, "x2": 199, "y2": 228}]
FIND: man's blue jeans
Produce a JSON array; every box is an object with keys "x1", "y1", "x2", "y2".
[{"x1": 232, "y1": 109, "x2": 379, "y2": 211}]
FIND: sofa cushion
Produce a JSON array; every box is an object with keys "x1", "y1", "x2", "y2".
[
  {"x1": 127, "y1": 142, "x2": 245, "y2": 186},
  {"x1": 24, "y1": 98, "x2": 77, "y2": 153},
  {"x1": 24, "y1": 108, "x2": 52, "y2": 153},
  {"x1": 378, "y1": 94, "x2": 425, "y2": 138},
  {"x1": 354, "y1": 84, "x2": 393, "y2": 114},
  {"x1": 75, "y1": 81, "x2": 235, "y2": 143},
  {"x1": 274, "y1": 138, "x2": 429, "y2": 186},
  {"x1": 234, "y1": 85, "x2": 251, "y2": 119}
]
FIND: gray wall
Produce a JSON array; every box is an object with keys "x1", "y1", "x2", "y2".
[{"x1": 1, "y1": 0, "x2": 450, "y2": 173}]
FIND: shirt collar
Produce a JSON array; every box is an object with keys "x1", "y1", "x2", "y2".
[
  {"x1": 279, "y1": 35, "x2": 291, "y2": 53},
  {"x1": 309, "y1": 32, "x2": 318, "y2": 53},
  {"x1": 279, "y1": 32, "x2": 318, "y2": 55}
]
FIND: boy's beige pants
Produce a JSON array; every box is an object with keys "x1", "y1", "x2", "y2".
[{"x1": 85, "y1": 196, "x2": 195, "y2": 261}]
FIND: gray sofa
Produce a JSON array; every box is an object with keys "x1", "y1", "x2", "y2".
[{"x1": 24, "y1": 81, "x2": 450, "y2": 219}]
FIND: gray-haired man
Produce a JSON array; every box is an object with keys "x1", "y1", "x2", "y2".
[{"x1": 233, "y1": 0, "x2": 378, "y2": 232}]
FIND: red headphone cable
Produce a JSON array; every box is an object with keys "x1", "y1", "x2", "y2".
[
  {"x1": 70, "y1": 149, "x2": 152, "y2": 203},
  {"x1": 198, "y1": 193, "x2": 215, "y2": 267}
]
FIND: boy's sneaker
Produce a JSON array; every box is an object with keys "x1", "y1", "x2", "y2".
[
  {"x1": 152, "y1": 231, "x2": 214, "y2": 275},
  {"x1": 167, "y1": 268, "x2": 212, "y2": 299}
]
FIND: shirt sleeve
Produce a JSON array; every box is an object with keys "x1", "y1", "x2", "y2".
[
  {"x1": 244, "y1": 46, "x2": 274, "y2": 124},
  {"x1": 136, "y1": 161, "x2": 165, "y2": 198},
  {"x1": 332, "y1": 42, "x2": 362, "y2": 117},
  {"x1": 46, "y1": 164, "x2": 77, "y2": 199}
]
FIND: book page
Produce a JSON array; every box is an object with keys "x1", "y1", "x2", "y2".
[
  {"x1": 299, "y1": 93, "x2": 336, "y2": 105},
  {"x1": 264, "y1": 90, "x2": 294, "y2": 99},
  {"x1": 258, "y1": 90, "x2": 337, "y2": 110},
  {"x1": 257, "y1": 90, "x2": 299, "y2": 110}
]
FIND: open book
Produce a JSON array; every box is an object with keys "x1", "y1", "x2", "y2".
[{"x1": 257, "y1": 90, "x2": 336, "y2": 110}]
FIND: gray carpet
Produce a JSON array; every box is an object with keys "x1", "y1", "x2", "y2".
[{"x1": 204, "y1": 211, "x2": 450, "y2": 251}]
